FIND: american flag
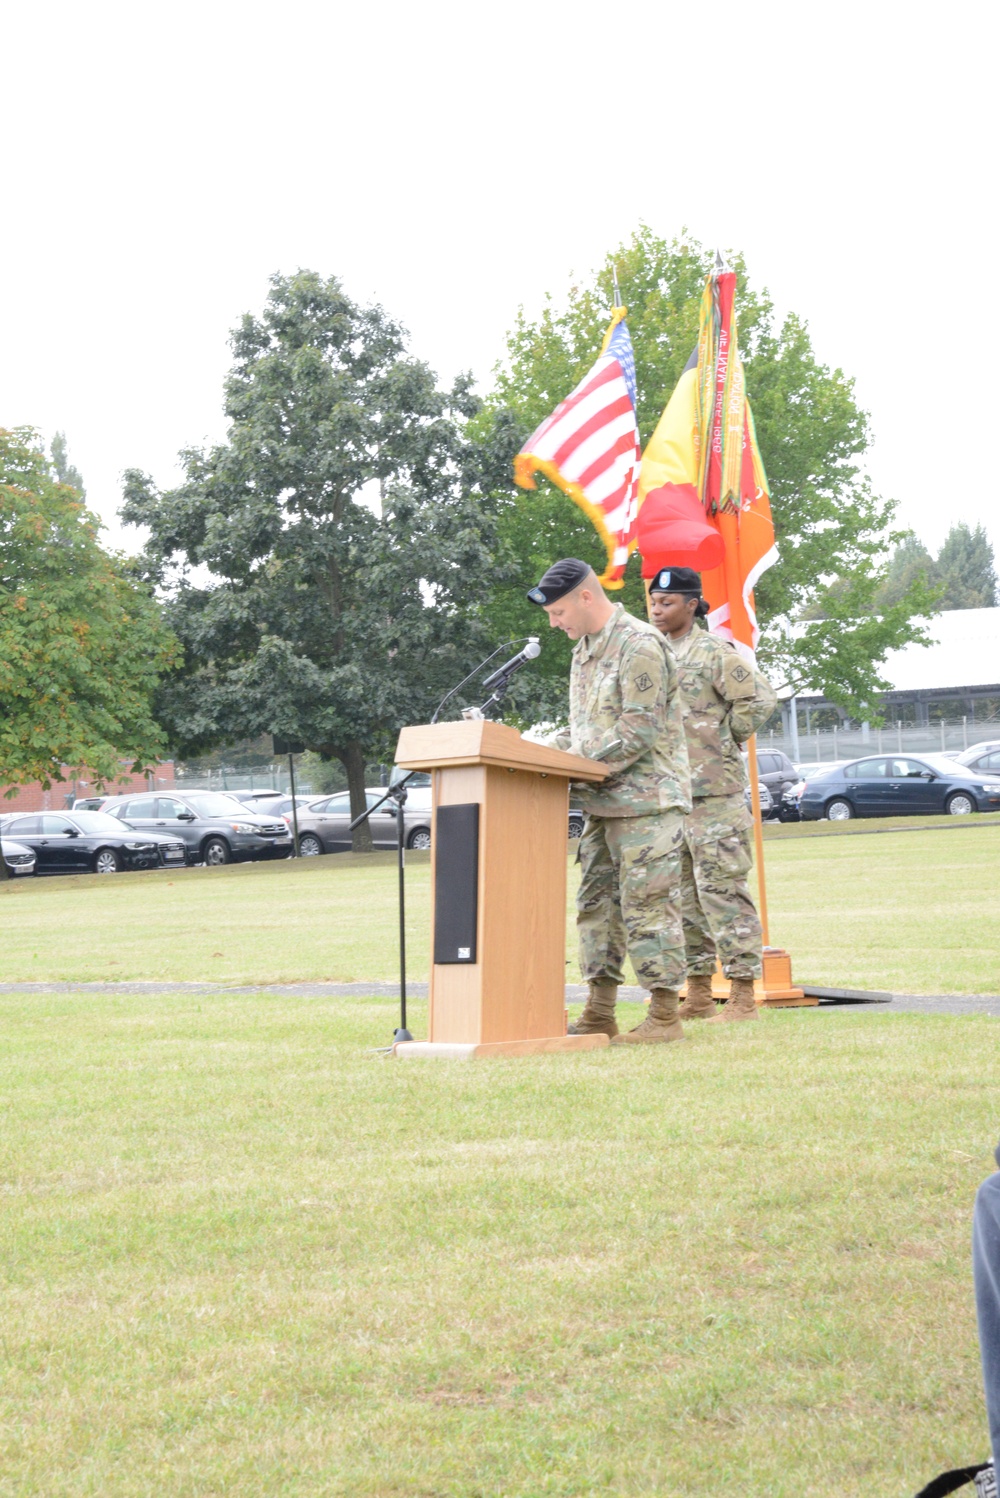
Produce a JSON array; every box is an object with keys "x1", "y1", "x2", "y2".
[{"x1": 513, "y1": 314, "x2": 641, "y2": 589}]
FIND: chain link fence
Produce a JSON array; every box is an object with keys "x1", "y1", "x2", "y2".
[{"x1": 761, "y1": 715, "x2": 1000, "y2": 766}]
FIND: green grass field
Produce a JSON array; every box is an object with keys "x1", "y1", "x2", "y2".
[
  {"x1": 3, "y1": 820, "x2": 998, "y2": 993},
  {"x1": 2, "y1": 990, "x2": 997, "y2": 1496},
  {"x1": 2, "y1": 822, "x2": 999, "y2": 1494}
]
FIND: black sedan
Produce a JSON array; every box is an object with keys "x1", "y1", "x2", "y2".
[
  {"x1": 0, "y1": 811, "x2": 187, "y2": 874},
  {"x1": 798, "y1": 753, "x2": 1000, "y2": 821}
]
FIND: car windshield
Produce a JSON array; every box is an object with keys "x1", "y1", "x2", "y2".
[
  {"x1": 68, "y1": 812, "x2": 139, "y2": 834},
  {"x1": 179, "y1": 795, "x2": 247, "y2": 817}
]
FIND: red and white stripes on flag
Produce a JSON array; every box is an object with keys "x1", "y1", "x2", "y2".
[{"x1": 512, "y1": 312, "x2": 640, "y2": 589}]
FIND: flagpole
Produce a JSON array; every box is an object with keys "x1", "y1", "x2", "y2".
[{"x1": 745, "y1": 732, "x2": 770, "y2": 946}]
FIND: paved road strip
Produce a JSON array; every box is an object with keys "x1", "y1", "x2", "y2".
[{"x1": 0, "y1": 981, "x2": 997, "y2": 1016}]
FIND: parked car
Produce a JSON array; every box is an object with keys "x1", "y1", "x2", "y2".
[
  {"x1": 746, "y1": 747, "x2": 798, "y2": 804},
  {"x1": 743, "y1": 780, "x2": 773, "y2": 817},
  {"x1": 0, "y1": 811, "x2": 186, "y2": 874},
  {"x1": 951, "y1": 741, "x2": 1000, "y2": 775},
  {"x1": 231, "y1": 792, "x2": 324, "y2": 820},
  {"x1": 2, "y1": 837, "x2": 36, "y2": 876},
  {"x1": 294, "y1": 788, "x2": 433, "y2": 854},
  {"x1": 72, "y1": 795, "x2": 114, "y2": 811},
  {"x1": 779, "y1": 762, "x2": 850, "y2": 822},
  {"x1": 227, "y1": 789, "x2": 286, "y2": 807},
  {"x1": 798, "y1": 753, "x2": 1000, "y2": 821},
  {"x1": 104, "y1": 791, "x2": 293, "y2": 865}
]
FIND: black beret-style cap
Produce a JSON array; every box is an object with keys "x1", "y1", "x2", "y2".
[
  {"x1": 527, "y1": 558, "x2": 592, "y2": 605},
  {"x1": 649, "y1": 566, "x2": 702, "y2": 596}
]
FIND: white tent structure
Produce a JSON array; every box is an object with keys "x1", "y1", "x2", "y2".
[{"x1": 878, "y1": 607, "x2": 1000, "y2": 700}]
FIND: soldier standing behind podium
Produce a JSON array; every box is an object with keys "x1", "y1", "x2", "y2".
[
  {"x1": 648, "y1": 566, "x2": 777, "y2": 1022},
  {"x1": 527, "y1": 559, "x2": 692, "y2": 1043}
]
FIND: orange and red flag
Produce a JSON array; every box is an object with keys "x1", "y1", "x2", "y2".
[{"x1": 637, "y1": 268, "x2": 778, "y2": 663}]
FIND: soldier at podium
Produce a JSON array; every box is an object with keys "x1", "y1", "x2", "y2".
[{"x1": 527, "y1": 559, "x2": 692, "y2": 1043}]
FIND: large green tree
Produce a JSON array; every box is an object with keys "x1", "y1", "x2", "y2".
[
  {"x1": 0, "y1": 426, "x2": 176, "y2": 792},
  {"x1": 123, "y1": 272, "x2": 509, "y2": 851},
  {"x1": 476, "y1": 228, "x2": 935, "y2": 720}
]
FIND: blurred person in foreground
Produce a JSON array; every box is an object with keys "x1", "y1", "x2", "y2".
[
  {"x1": 972, "y1": 1149, "x2": 1000, "y2": 1494},
  {"x1": 528, "y1": 559, "x2": 691, "y2": 1043},
  {"x1": 648, "y1": 567, "x2": 777, "y2": 1022}
]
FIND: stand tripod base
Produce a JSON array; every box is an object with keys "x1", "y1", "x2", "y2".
[{"x1": 393, "y1": 1034, "x2": 610, "y2": 1060}]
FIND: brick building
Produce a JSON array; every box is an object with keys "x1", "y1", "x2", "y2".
[{"x1": 1, "y1": 762, "x2": 176, "y2": 814}]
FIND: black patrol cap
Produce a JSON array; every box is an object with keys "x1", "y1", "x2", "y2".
[
  {"x1": 649, "y1": 565, "x2": 702, "y2": 596},
  {"x1": 527, "y1": 558, "x2": 592, "y2": 605}
]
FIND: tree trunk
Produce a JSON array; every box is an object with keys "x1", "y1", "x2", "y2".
[{"x1": 341, "y1": 741, "x2": 373, "y2": 853}]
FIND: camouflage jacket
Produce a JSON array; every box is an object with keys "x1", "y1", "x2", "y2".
[
  {"x1": 668, "y1": 625, "x2": 777, "y2": 799},
  {"x1": 551, "y1": 604, "x2": 691, "y2": 818}
]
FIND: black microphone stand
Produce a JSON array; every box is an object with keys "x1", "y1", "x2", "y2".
[
  {"x1": 472, "y1": 669, "x2": 518, "y2": 720},
  {"x1": 350, "y1": 772, "x2": 418, "y2": 1045}
]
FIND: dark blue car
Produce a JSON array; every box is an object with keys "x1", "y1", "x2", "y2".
[{"x1": 798, "y1": 753, "x2": 1000, "y2": 821}]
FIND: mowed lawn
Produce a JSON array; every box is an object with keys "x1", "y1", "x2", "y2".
[
  {"x1": 2, "y1": 821, "x2": 999, "y2": 993},
  {"x1": 2, "y1": 989, "x2": 998, "y2": 1497}
]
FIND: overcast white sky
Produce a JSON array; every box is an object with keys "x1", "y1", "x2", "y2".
[{"x1": 3, "y1": 0, "x2": 996, "y2": 563}]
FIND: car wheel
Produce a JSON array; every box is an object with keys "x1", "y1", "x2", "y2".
[
  {"x1": 825, "y1": 798, "x2": 854, "y2": 822},
  {"x1": 407, "y1": 827, "x2": 432, "y2": 851},
  {"x1": 946, "y1": 791, "x2": 976, "y2": 816},
  {"x1": 568, "y1": 815, "x2": 586, "y2": 839},
  {"x1": 298, "y1": 833, "x2": 323, "y2": 856},
  {"x1": 202, "y1": 836, "x2": 231, "y2": 866},
  {"x1": 93, "y1": 848, "x2": 121, "y2": 874}
]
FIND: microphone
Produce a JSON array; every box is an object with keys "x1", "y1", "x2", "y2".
[
  {"x1": 430, "y1": 638, "x2": 539, "y2": 724},
  {"x1": 481, "y1": 638, "x2": 541, "y2": 692}
]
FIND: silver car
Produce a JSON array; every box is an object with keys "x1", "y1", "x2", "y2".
[{"x1": 293, "y1": 789, "x2": 432, "y2": 855}]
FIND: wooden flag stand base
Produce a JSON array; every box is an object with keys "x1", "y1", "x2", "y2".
[
  {"x1": 739, "y1": 739, "x2": 815, "y2": 1007},
  {"x1": 678, "y1": 948, "x2": 815, "y2": 1009}
]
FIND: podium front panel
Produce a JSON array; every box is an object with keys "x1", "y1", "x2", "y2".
[{"x1": 428, "y1": 763, "x2": 569, "y2": 1044}]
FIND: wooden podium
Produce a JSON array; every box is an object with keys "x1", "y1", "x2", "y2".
[{"x1": 392, "y1": 720, "x2": 609, "y2": 1058}]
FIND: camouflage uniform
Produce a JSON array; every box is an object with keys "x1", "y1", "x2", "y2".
[
  {"x1": 669, "y1": 625, "x2": 777, "y2": 980},
  {"x1": 550, "y1": 604, "x2": 691, "y2": 991}
]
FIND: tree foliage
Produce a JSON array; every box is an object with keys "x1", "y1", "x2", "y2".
[
  {"x1": 122, "y1": 272, "x2": 509, "y2": 850},
  {"x1": 50, "y1": 431, "x2": 85, "y2": 497},
  {"x1": 0, "y1": 426, "x2": 176, "y2": 791},
  {"x1": 476, "y1": 227, "x2": 936, "y2": 719},
  {"x1": 812, "y1": 523, "x2": 997, "y2": 618},
  {"x1": 935, "y1": 522, "x2": 997, "y2": 609}
]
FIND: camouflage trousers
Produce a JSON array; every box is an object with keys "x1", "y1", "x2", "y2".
[
  {"x1": 577, "y1": 810, "x2": 686, "y2": 992},
  {"x1": 681, "y1": 793, "x2": 763, "y2": 980}
]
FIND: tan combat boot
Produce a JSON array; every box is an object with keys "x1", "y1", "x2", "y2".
[
  {"x1": 678, "y1": 973, "x2": 718, "y2": 1020},
  {"x1": 568, "y1": 980, "x2": 619, "y2": 1038},
  {"x1": 708, "y1": 976, "x2": 759, "y2": 1022},
  {"x1": 613, "y1": 987, "x2": 685, "y2": 1044}
]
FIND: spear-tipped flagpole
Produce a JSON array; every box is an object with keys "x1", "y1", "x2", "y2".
[{"x1": 612, "y1": 264, "x2": 623, "y2": 310}]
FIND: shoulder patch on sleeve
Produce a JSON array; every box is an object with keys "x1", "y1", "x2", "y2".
[
  {"x1": 723, "y1": 653, "x2": 755, "y2": 698},
  {"x1": 633, "y1": 670, "x2": 654, "y2": 693}
]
